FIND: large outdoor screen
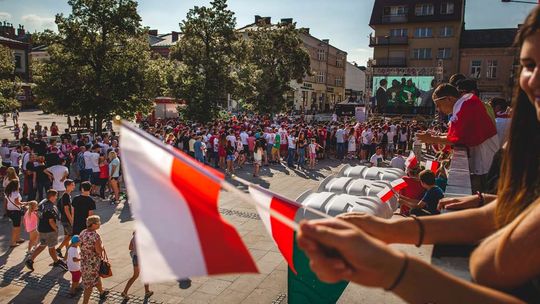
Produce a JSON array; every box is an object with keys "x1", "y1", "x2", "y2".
[{"x1": 372, "y1": 76, "x2": 435, "y2": 106}]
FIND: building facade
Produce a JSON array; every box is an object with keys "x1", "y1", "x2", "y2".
[
  {"x1": 148, "y1": 30, "x2": 181, "y2": 58},
  {"x1": 345, "y1": 62, "x2": 366, "y2": 102},
  {"x1": 459, "y1": 28, "x2": 518, "y2": 101},
  {"x1": 369, "y1": 0, "x2": 465, "y2": 80},
  {"x1": 239, "y1": 16, "x2": 347, "y2": 113},
  {"x1": 0, "y1": 22, "x2": 31, "y2": 82}
]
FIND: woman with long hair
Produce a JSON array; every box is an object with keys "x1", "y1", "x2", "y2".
[
  {"x1": 108, "y1": 151, "x2": 121, "y2": 203},
  {"x1": 5, "y1": 179, "x2": 25, "y2": 247},
  {"x1": 296, "y1": 7, "x2": 540, "y2": 303}
]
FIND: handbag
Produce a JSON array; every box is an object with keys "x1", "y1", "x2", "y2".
[{"x1": 99, "y1": 249, "x2": 113, "y2": 278}]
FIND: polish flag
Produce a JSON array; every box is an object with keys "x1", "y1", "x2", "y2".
[
  {"x1": 426, "y1": 160, "x2": 440, "y2": 173},
  {"x1": 377, "y1": 186, "x2": 395, "y2": 203},
  {"x1": 249, "y1": 185, "x2": 300, "y2": 274},
  {"x1": 390, "y1": 178, "x2": 408, "y2": 192},
  {"x1": 120, "y1": 123, "x2": 258, "y2": 283},
  {"x1": 405, "y1": 151, "x2": 418, "y2": 169}
]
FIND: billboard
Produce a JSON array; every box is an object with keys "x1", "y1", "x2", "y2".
[{"x1": 372, "y1": 76, "x2": 435, "y2": 106}]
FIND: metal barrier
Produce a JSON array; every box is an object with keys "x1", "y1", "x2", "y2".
[{"x1": 337, "y1": 164, "x2": 405, "y2": 181}]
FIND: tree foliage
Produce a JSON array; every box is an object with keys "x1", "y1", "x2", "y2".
[
  {"x1": 33, "y1": 0, "x2": 164, "y2": 129},
  {"x1": 169, "y1": 0, "x2": 251, "y2": 122},
  {"x1": 0, "y1": 46, "x2": 22, "y2": 113},
  {"x1": 247, "y1": 22, "x2": 311, "y2": 114}
]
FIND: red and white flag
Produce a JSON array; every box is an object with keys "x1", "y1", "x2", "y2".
[
  {"x1": 405, "y1": 151, "x2": 418, "y2": 169},
  {"x1": 249, "y1": 185, "x2": 299, "y2": 274},
  {"x1": 390, "y1": 178, "x2": 408, "y2": 192},
  {"x1": 425, "y1": 160, "x2": 439, "y2": 173},
  {"x1": 120, "y1": 123, "x2": 258, "y2": 283},
  {"x1": 377, "y1": 186, "x2": 395, "y2": 203}
]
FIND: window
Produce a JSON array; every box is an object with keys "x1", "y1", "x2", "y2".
[
  {"x1": 335, "y1": 76, "x2": 343, "y2": 87},
  {"x1": 440, "y1": 26, "x2": 453, "y2": 37},
  {"x1": 413, "y1": 48, "x2": 432, "y2": 60},
  {"x1": 487, "y1": 60, "x2": 498, "y2": 78},
  {"x1": 415, "y1": 4, "x2": 434, "y2": 16},
  {"x1": 437, "y1": 48, "x2": 451, "y2": 59},
  {"x1": 383, "y1": 6, "x2": 408, "y2": 16},
  {"x1": 14, "y1": 54, "x2": 22, "y2": 69},
  {"x1": 470, "y1": 60, "x2": 482, "y2": 77},
  {"x1": 390, "y1": 28, "x2": 408, "y2": 37},
  {"x1": 336, "y1": 59, "x2": 343, "y2": 67},
  {"x1": 441, "y1": 2, "x2": 455, "y2": 14},
  {"x1": 317, "y1": 49, "x2": 326, "y2": 61},
  {"x1": 316, "y1": 71, "x2": 325, "y2": 83},
  {"x1": 414, "y1": 27, "x2": 433, "y2": 38}
]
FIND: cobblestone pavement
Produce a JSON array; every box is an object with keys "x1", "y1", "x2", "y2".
[{"x1": 0, "y1": 109, "x2": 69, "y2": 140}]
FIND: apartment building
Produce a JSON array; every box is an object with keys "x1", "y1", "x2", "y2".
[
  {"x1": 459, "y1": 28, "x2": 518, "y2": 101},
  {"x1": 369, "y1": 0, "x2": 465, "y2": 80},
  {"x1": 239, "y1": 16, "x2": 347, "y2": 112}
]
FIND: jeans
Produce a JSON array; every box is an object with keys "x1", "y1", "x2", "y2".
[
  {"x1": 298, "y1": 148, "x2": 305, "y2": 167},
  {"x1": 80, "y1": 169, "x2": 92, "y2": 182},
  {"x1": 336, "y1": 142, "x2": 345, "y2": 160},
  {"x1": 287, "y1": 148, "x2": 296, "y2": 167},
  {"x1": 36, "y1": 181, "x2": 50, "y2": 202}
]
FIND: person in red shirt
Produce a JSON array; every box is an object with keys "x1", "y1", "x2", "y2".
[
  {"x1": 398, "y1": 165, "x2": 424, "y2": 216},
  {"x1": 417, "y1": 83, "x2": 499, "y2": 192}
]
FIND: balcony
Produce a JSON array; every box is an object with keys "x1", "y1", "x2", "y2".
[
  {"x1": 369, "y1": 35, "x2": 408, "y2": 47},
  {"x1": 381, "y1": 15, "x2": 408, "y2": 23},
  {"x1": 373, "y1": 57, "x2": 407, "y2": 67}
]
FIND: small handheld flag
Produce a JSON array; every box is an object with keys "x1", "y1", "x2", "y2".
[
  {"x1": 405, "y1": 151, "x2": 418, "y2": 169},
  {"x1": 425, "y1": 160, "x2": 440, "y2": 173},
  {"x1": 377, "y1": 186, "x2": 395, "y2": 203},
  {"x1": 390, "y1": 178, "x2": 408, "y2": 192}
]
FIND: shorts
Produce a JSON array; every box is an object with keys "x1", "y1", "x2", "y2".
[
  {"x1": 70, "y1": 270, "x2": 81, "y2": 283},
  {"x1": 91, "y1": 172, "x2": 100, "y2": 185},
  {"x1": 226, "y1": 155, "x2": 234, "y2": 161},
  {"x1": 132, "y1": 254, "x2": 139, "y2": 267},
  {"x1": 62, "y1": 222, "x2": 73, "y2": 236},
  {"x1": 110, "y1": 177, "x2": 119, "y2": 181},
  {"x1": 272, "y1": 147, "x2": 279, "y2": 154},
  {"x1": 254, "y1": 160, "x2": 262, "y2": 166},
  {"x1": 39, "y1": 231, "x2": 59, "y2": 248},
  {"x1": 309, "y1": 153, "x2": 316, "y2": 159},
  {"x1": 6, "y1": 210, "x2": 22, "y2": 227}
]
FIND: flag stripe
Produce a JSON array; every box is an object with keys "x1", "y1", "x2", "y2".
[
  {"x1": 170, "y1": 157, "x2": 257, "y2": 275},
  {"x1": 270, "y1": 197, "x2": 299, "y2": 274}
]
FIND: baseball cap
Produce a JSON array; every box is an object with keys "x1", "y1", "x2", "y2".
[{"x1": 71, "y1": 235, "x2": 80, "y2": 244}]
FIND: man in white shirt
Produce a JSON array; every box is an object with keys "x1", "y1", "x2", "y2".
[
  {"x1": 240, "y1": 130, "x2": 249, "y2": 156},
  {"x1": 335, "y1": 126, "x2": 345, "y2": 160},
  {"x1": 82, "y1": 146, "x2": 94, "y2": 183},
  {"x1": 370, "y1": 146, "x2": 384, "y2": 167},
  {"x1": 88, "y1": 145, "x2": 101, "y2": 195},
  {"x1": 226, "y1": 130, "x2": 236, "y2": 147},
  {"x1": 390, "y1": 149, "x2": 406, "y2": 171},
  {"x1": 10, "y1": 146, "x2": 21, "y2": 174},
  {"x1": 287, "y1": 133, "x2": 296, "y2": 168},
  {"x1": 0, "y1": 139, "x2": 11, "y2": 167},
  {"x1": 45, "y1": 159, "x2": 69, "y2": 197},
  {"x1": 361, "y1": 128, "x2": 373, "y2": 161}
]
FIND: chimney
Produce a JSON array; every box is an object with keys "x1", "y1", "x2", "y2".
[
  {"x1": 300, "y1": 27, "x2": 310, "y2": 34},
  {"x1": 255, "y1": 15, "x2": 262, "y2": 24},
  {"x1": 171, "y1": 31, "x2": 179, "y2": 42},
  {"x1": 148, "y1": 29, "x2": 158, "y2": 36},
  {"x1": 281, "y1": 18, "x2": 293, "y2": 25},
  {"x1": 322, "y1": 39, "x2": 329, "y2": 44},
  {"x1": 262, "y1": 17, "x2": 271, "y2": 24},
  {"x1": 17, "y1": 24, "x2": 25, "y2": 38}
]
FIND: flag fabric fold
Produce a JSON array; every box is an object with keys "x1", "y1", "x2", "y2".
[
  {"x1": 120, "y1": 124, "x2": 258, "y2": 283},
  {"x1": 377, "y1": 186, "x2": 395, "y2": 203},
  {"x1": 390, "y1": 178, "x2": 408, "y2": 192},
  {"x1": 425, "y1": 160, "x2": 440, "y2": 173},
  {"x1": 405, "y1": 151, "x2": 418, "y2": 169}
]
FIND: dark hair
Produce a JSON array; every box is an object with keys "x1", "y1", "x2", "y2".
[
  {"x1": 46, "y1": 189, "x2": 58, "y2": 199},
  {"x1": 419, "y1": 169, "x2": 436, "y2": 186},
  {"x1": 64, "y1": 179, "x2": 74, "y2": 188},
  {"x1": 433, "y1": 83, "x2": 459, "y2": 99},
  {"x1": 456, "y1": 78, "x2": 478, "y2": 93},
  {"x1": 379, "y1": 79, "x2": 387, "y2": 86},
  {"x1": 80, "y1": 181, "x2": 92, "y2": 192},
  {"x1": 4, "y1": 179, "x2": 19, "y2": 195},
  {"x1": 449, "y1": 73, "x2": 466, "y2": 86},
  {"x1": 396, "y1": 149, "x2": 403, "y2": 155},
  {"x1": 496, "y1": 6, "x2": 540, "y2": 228},
  {"x1": 489, "y1": 97, "x2": 509, "y2": 112}
]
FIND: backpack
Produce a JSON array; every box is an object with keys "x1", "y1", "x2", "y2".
[{"x1": 37, "y1": 199, "x2": 59, "y2": 220}]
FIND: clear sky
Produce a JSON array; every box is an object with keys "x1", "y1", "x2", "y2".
[{"x1": 0, "y1": 0, "x2": 534, "y2": 65}]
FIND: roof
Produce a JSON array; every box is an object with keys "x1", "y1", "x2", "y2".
[
  {"x1": 32, "y1": 45, "x2": 48, "y2": 52},
  {"x1": 460, "y1": 28, "x2": 518, "y2": 48},
  {"x1": 150, "y1": 33, "x2": 181, "y2": 48},
  {"x1": 369, "y1": 0, "x2": 464, "y2": 27},
  {"x1": 0, "y1": 35, "x2": 28, "y2": 46}
]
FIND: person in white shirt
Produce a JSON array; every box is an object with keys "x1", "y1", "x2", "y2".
[
  {"x1": 370, "y1": 146, "x2": 384, "y2": 167},
  {"x1": 10, "y1": 146, "x2": 21, "y2": 174},
  {"x1": 0, "y1": 139, "x2": 11, "y2": 167},
  {"x1": 226, "y1": 130, "x2": 236, "y2": 147},
  {"x1": 66, "y1": 235, "x2": 81, "y2": 297},
  {"x1": 240, "y1": 130, "x2": 249, "y2": 156},
  {"x1": 335, "y1": 126, "x2": 345, "y2": 160},
  {"x1": 88, "y1": 145, "x2": 101, "y2": 195},
  {"x1": 361, "y1": 128, "x2": 373, "y2": 161},
  {"x1": 45, "y1": 159, "x2": 69, "y2": 196},
  {"x1": 390, "y1": 149, "x2": 406, "y2": 171},
  {"x1": 387, "y1": 130, "x2": 395, "y2": 158},
  {"x1": 287, "y1": 133, "x2": 296, "y2": 168}
]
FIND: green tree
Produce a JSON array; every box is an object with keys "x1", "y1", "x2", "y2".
[
  {"x1": 0, "y1": 46, "x2": 22, "y2": 113},
  {"x1": 247, "y1": 21, "x2": 311, "y2": 114},
  {"x1": 170, "y1": 0, "x2": 250, "y2": 122},
  {"x1": 34, "y1": 0, "x2": 162, "y2": 131}
]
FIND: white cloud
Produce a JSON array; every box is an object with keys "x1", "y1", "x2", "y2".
[
  {"x1": 21, "y1": 14, "x2": 56, "y2": 31},
  {"x1": 0, "y1": 12, "x2": 12, "y2": 20}
]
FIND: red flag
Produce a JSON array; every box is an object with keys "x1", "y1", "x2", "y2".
[
  {"x1": 121, "y1": 123, "x2": 258, "y2": 283},
  {"x1": 426, "y1": 160, "x2": 439, "y2": 173},
  {"x1": 390, "y1": 178, "x2": 408, "y2": 192},
  {"x1": 405, "y1": 151, "x2": 418, "y2": 169},
  {"x1": 377, "y1": 186, "x2": 395, "y2": 203}
]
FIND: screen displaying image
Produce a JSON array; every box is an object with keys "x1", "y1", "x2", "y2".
[{"x1": 372, "y1": 76, "x2": 435, "y2": 106}]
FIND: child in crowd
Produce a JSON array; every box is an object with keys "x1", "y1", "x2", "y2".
[
  {"x1": 23, "y1": 200, "x2": 39, "y2": 254},
  {"x1": 98, "y1": 156, "x2": 109, "y2": 200},
  {"x1": 399, "y1": 169, "x2": 444, "y2": 216},
  {"x1": 308, "y1": 139, "x2": 323, "y2": 170},
  {"x1": 67, "y1": 235, "x2": 81, "y2": 297},
  {"x1": 253, "y1": 141, "x2": 263, "y2": 177}
]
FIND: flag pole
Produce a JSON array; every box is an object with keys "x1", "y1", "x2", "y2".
[
  {"x1": 115, "y1": 117, "x2": 299, "y2": 231},
  {"x1": 231, "y1": 174, "x2": 333, "y2": 220}
]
